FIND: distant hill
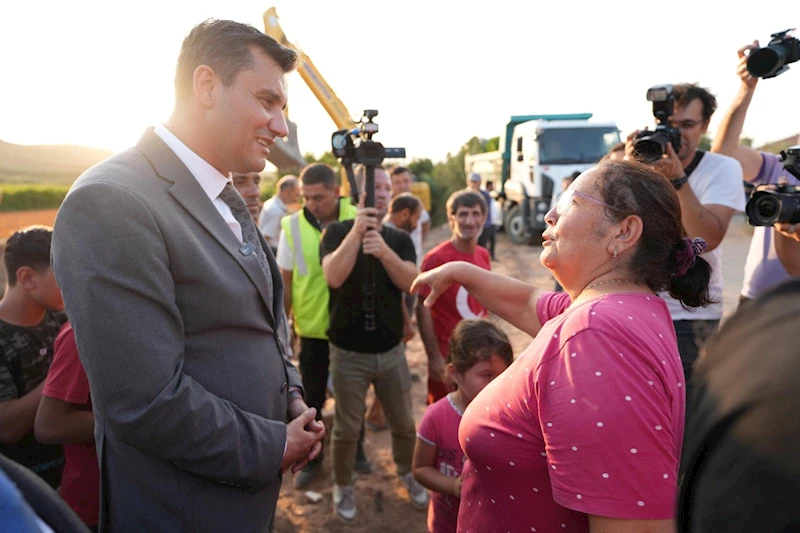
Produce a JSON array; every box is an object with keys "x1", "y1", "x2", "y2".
[{"x1": 0, "y1": 138, "x2": 114, "y2": 184}]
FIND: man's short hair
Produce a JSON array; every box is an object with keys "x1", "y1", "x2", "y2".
[
  {"x1": 390, "y1": 167, "x2": 410, "y2": 177},
  {"x1": 299, "y1": 164, "x2": 337, "y2": 188},
  {"x1": 389, "y1": 193, "x2": 421, "y2": 215},
  {"x1": 277, "y1": 175, "x2": 298, "y2": 192},
  {"x1": 672, "y1": 83, "x2": 717, "y2": 122},
  {"x1": 447, "y1": 190, "x2": 487, "y2": 215},
  {"x1": 4, "y1": 226, "x2": 53, "y2": 286},
  {"x1": 174, "y1": 19, "x2": 298, "y2": 104}
]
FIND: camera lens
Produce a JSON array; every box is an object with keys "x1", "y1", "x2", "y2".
[
  {"x1": 633, "y1": 138, "x2": 665, "y2": 164},
  {"x1": 747, "y1": 47, "x2": 783, "y2": 78},
  {"x1": 756, "y1": 195, "x2": 780, "y2": 221}
]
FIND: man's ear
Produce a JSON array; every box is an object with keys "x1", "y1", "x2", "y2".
[
  {"x1": 15, "y1": 266, "x2": 36, "y2": 290},
  {"x1": 193, "y1": 65, "x2": 218, "y2": 109}
]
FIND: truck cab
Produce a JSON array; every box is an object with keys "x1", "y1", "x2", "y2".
[
  {"x1": 504, "y1": 118, "x2": 620, "y2": 241},
  {"x1": 466, "y1": 114, "x2": 620, "y2": 244}
]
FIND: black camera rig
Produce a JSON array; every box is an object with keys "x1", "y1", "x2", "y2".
[
  {"x1": 330, "y1": 110, "x2": 406, "y2": 331},
  {"x1": 746, "y1": 146, "x2": 800, "y2": 226},
  {"x1": 331, "y1": 110, "x2": 405, "y2": 207},
  {"x1": 633, "y1": 84, "x2": 682, "y2": 164},
  {"x1": 747, "y1": 29, "x2": 800, "y2": 79}
]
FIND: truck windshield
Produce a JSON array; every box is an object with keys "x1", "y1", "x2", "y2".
[{"x1": 538, "y1": 128, "x2": 620, "y2": 165}]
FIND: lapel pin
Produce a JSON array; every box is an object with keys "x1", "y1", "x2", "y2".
[{"x1": 239, "y1": 243, "x2": 256, "y2": 256}]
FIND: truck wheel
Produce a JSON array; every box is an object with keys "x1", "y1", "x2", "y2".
[{"x1": 505, "y1": 205, "x2": 530, "y2": 245}]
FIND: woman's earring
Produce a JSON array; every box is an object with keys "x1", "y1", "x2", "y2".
[{"x1": 613, "y1": 247, "x2": 618, "y2": 258}]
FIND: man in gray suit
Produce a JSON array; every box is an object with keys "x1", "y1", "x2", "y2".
[{"x1": 51, "y1": 19, "x2": 324, "y2": 533}]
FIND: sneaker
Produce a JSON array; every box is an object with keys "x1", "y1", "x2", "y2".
[
  {"x1": 400, "y1": 472, "x2": 429, "y2": 510},
  {"x1": 293, "y1": 460, "x2": 321, "y2": 490},
  {"x1": 333, "y1": 484, "x2": 356, "y2": 522}
]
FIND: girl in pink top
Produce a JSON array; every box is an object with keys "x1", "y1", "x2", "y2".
[
  {"x1": 412, "y1": 319, "x2": 514, "y2": 533},
  {"x1": 412, "y1": 160, "x2": 714, "y2": 533}
]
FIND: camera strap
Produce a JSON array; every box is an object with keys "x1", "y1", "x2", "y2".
[{"x1": 684, "y1": 150, "x2": 705, "y2": 178}]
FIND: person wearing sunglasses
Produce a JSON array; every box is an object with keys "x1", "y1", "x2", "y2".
[{"x1": 411, "y1": 159, "x2": 712, "y2": 533}]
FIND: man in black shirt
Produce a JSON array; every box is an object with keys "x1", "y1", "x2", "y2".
[
  {"x1": 0, "y1": 226, "x2": 67, "y2": 488},
  {"x1": 321, "y1": 165, "x2": 428, "y2": 522},
  {"x1": 679, "y1": 278, "x2": 800, "y2": 532}
]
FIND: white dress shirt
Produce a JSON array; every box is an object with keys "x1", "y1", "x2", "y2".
[{"x1": 153, "y1": 124, "x2": 243, "y2": 243}]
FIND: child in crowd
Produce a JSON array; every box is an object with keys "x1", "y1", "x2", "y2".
[{"x1": 412, "y1": 319, "x2": 513, "y2": 533}]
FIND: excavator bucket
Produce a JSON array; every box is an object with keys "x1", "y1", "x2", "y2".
[{"x1": 267, "y1": 119, "x2": 305, "y2": 171}]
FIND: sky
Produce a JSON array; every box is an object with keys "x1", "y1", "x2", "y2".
[{"x1": 2, "y1": 0, "x2": 799, "y2": 166}]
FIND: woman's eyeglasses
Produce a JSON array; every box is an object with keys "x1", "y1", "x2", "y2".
[{"x1": 556, "y1": 190, "x2": 617, "y2": 216}]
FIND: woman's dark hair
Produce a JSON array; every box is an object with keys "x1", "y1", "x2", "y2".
[
  {"x1": 447, "y1": 319, "x2": 513, "y2": 374},
  {"x1": 593, "y1": 159, "x2": 713, "y2": 308}
]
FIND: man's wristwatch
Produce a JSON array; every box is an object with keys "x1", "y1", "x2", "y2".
[{"x1": 671, "y1": 175, "x2": 690, "y2": 191}]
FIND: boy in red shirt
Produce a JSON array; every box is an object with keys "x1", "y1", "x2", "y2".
[
  {"x1": 35, "y1": 321, "x2": 99, "y2": 531},
  {"x1": 417, "y1": 190, "x2": 491, "y2": 404}
]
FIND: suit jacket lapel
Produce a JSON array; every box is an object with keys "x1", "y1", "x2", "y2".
[{"x1": 136, "y1": 129, "x2": 276, "y2": 326}]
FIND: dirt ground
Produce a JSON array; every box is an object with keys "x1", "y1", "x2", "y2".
[
  {"x1": 0, "y1": 208, "x2": 58, "y2": 239},
  {"x1": 273, "y1": 218, "x2": 752, "y2": 532}
]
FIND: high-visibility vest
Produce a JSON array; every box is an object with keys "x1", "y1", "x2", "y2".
[{"x1": 281, "y1": 198, "x2": 357, "y2": 339}]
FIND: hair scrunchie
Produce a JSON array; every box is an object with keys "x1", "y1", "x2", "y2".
[{"x1": 673, "y1": 237, "x2": 708, "y2": 278}]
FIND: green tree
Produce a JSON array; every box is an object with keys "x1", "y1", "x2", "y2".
[
  {"x1": 698, "y1": 135, "x2": 712, "y2": 151},
  {"x1": 407, "y1": 158, "x2": 434, "y2": 177},
  {"x1": 302, "y1": 151, "x2": 340, "y2": 169},
  {"x1": 408, "y1": 158, "x2": 446, "y2": 226},
  {"x1": 484, "y1": 136, "x2": 500, "y2": 152}
]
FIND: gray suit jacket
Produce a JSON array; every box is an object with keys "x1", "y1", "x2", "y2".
[{"x1": 51, "y1": 129, "x2": 302, "y2": 533}]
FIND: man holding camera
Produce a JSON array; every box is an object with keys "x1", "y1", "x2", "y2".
[
  {"x1": 320, "y1": 165, "x2": 428, "y2": 522},
  {"x1": 711, "y1": 41, "x2": 800, "y2": 299},
  {"x1": 627, "y1": 83, "x2": 745, "y2": 383}
]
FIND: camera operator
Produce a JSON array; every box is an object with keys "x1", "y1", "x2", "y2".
[
  {"x1": 626, "y1": 83, "x2": 745, "y2": 383},
  {"x1": 711, "y1": 41, "x2": 800, "y2": 289},
  {"x1": 320, "y1": 164, "x2": 428, "y2": 522}
]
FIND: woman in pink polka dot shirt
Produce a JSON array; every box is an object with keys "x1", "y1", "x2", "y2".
[{"x1": 411, "y1": 160, "x2": 713, "y2": 533}]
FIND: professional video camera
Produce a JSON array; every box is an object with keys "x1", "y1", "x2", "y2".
[
  {"x1": 331, "y1": 110, "x2": 406, "y2": 332},
  {"x1": 331, "y1": 110, "x2": 406, "y2": 207},
  {"x1": 633, "y1": 84, "x2": 682, "y2": 164},
  {"x1": 746, "y1": 146, "x2": 800, "y2": 226},
  {"x1": 747, "y1": 29, "x2": 800, "y2": 79}
]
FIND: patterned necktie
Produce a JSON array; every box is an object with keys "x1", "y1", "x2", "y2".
[{"x1": 218, "y1": 183, "x2": 272, "y2": 296}]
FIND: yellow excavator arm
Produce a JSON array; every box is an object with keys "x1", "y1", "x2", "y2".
[
  {"x1": 263, "y1": 8, "x2": 351, "y2": 130},
  {"x1": 262, "y1": 7, "x2": 430, "y2": 211}
]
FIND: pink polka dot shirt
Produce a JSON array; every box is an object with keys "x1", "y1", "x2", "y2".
[{"x1": 457, "y1": 292, "x2": 685, "y2": 533}]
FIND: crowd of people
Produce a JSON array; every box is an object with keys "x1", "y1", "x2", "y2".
[{"x1": 1, "y1": 17, "x2": 800, "y2": 533}]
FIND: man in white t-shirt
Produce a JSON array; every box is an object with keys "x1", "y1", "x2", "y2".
[{"x1": 627, "y1": 83, "x2": 745, "y2": 383}]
